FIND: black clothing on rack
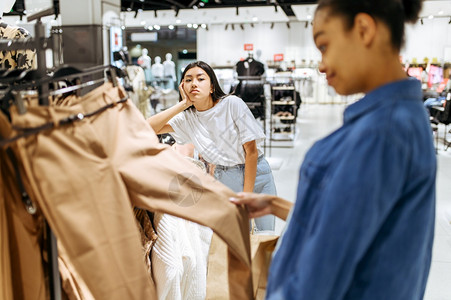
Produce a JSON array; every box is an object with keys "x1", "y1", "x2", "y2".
[{"x1": 233, "y1": 55, "x2": 266, "y2": 119}]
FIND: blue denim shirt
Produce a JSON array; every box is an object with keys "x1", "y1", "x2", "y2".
[{"x1": 266, "y1": 78, "x2": 436, "y2": 300}]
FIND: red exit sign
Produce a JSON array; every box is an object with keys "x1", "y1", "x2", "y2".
[
  {"x1": 274, "y1": 53, "x2": 284, "y2": 61},
  {"x1": 244, "y1": 44, "x2": 254, "y2": 51}
]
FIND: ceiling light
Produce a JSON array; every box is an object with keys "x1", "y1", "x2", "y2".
[
  {"x1": 439, "y1": 10, "x2": 444, "y2": 15},
  {"x1": 252, "y1": 17, "x2": 258, "y2": 22},
  {"x1": 147, "y1": 25, "x2": 153, "y2": 30},
  {"x1": 193, "y1": 5, "x2": 198, "y2": 10},
  {"x1": 121, "y1": 25, "x2": 126, "y2": 30},
  {"x1": 201, "y1": 23, "x2": 207, "y2": 29},
  {"x1": 199, "y1": 2, "x2": 205, "y2": 7},
  {"x1": 169, "y1": 25, "x2": 175, "y2": 30},
  {"x1": 154, "y1": 25, "x2": 160, "y2": 30},
  {"x1": 176, "y1": 19, "x2": 181, "y2": 24},
  {"x1": 428, "y1": 15, "x2": 434, "y2": 19},
  {"x1": 307, "y1": 14, "x2": 312, "y2": 20},
  {"x1": 187, "y1": 23, "x2": 193, "y2": 28},
  {"x1": 140, "y1": 21, "x2": 146, "y2": 25},
  {"x1": 193, "y1": 24, "x2": 199, "y2": 29},
  {"x1": 182, "y1": 49, "x2": 188, "y2": 54}
]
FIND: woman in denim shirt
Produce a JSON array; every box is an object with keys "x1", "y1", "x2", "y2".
[{"x1": 231, "y1": 0, "x2": 436, "y2": 299}]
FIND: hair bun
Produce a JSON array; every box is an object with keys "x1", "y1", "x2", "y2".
[{"x1": 402, "y1": 0, "x2": 423, "y2": 23}]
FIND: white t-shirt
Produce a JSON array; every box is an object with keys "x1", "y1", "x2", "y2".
[{"x1": 168, "y1": 95, "x2": 265, "y2": 166}]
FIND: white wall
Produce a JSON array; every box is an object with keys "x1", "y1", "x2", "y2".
[
  {"x1": 404, "y1": 18, "x2": 451, "y2": 63},
  {"x1": 197, "y1": 18, "x2": 451, "y2": 66}
]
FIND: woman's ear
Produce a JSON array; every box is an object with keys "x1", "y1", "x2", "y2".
[{"x1": 353, "y1": 13, "x2": 377, "y2": 47}]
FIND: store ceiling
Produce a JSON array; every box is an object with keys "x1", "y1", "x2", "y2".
[
  {"x1": 121, "y1": 1, "x2": 317, "y2": 18},
  {"x1": 5, "y1": 0, "x2": 451, "y2": 27}
]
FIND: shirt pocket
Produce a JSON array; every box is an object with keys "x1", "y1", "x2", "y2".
[{"x1": 294, "y1": 159, "x2": 330, "y2": 226}]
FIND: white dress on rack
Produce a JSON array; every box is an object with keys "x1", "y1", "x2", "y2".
[{"x1": 151, "y1": 212, "x2": 213, "y2": 300}]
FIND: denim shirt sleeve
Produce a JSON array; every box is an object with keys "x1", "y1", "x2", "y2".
[{"x1": 268, "y1": 127, "x2": 410, "y2": 299}]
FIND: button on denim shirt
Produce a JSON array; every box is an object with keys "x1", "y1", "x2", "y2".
[{"x1": 266, "y1": 78, "x2": 436, "y2": 300}]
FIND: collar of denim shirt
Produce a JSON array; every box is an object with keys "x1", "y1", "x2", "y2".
[{"x1": 343, "y1": 77, "x2": 422, "y2": 124}]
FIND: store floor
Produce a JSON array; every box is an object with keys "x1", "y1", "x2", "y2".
[{"x1": 265, "y1": 103, "x2": 451, "y2": 300}]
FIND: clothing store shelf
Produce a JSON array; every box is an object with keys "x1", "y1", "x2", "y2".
[
  {"x1": 273, "y1": 115, "x2": 295, "y2": 120},
  {"x1": 272, "y1": 86, "x2": 295, "y2": 90},
  {"x1": 269, "y1": 84, "x2": 298, "y2": 155},
  {"x1": 272, "y1": 101, "x2": 296, "y2": 105}
]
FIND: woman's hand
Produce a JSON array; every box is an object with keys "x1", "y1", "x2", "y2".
[
  {"x1": 230, "y1": 192, "x2": 293, "y2": 221},
  {"x1": 230, "y1": 192, "x2": 274, "y2": 219},
  {"x1": 179, "y1": 81, "x2": 193, "y2": 108}
]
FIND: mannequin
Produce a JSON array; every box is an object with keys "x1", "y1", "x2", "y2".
[
  {"x1": 0, "y1": 0, "x2": 36, "y2": 69},
  {"x1": 163, "y1": 53, "x2": 176, "y2": 89},
  {"x1": 138, "y1": 48, "x2": 152, "y2": 83},
  {"x1": 151, "y1": 56, "x2": 164, "y2": 79},
  {"x1": 137, "y1": 48, "x2": 151, "y2": 69},
  {"x1": 163, "y1": 53, "x2": 176, "y2": 80}
]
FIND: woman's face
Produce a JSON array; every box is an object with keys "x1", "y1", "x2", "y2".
[
  {"x1": 183, "y1": 67, "x2": 213, "y2": 103},
  {"x1": 313, "y1": 9, "x2": 366, "y2": 95}
]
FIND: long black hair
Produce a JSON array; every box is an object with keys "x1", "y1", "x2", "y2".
[
  {"x1": 316, "y1": 0, "x2": 423, "y2": 51},
  {"x1": 179, "y1": 61, "x2": 227, "y2": 105}
]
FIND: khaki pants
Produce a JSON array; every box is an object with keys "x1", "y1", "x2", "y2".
[
  {"x1": 0, "y1": 162, "x2": 13, "y2": 300},
  {"x1": 7, "y1": 83, "x2": 252, "y2": 300},
  {"x1": 0, "y1": 112, "x2": 46, "y2": 300}
]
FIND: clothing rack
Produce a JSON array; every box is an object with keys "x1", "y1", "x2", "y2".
[
  {"x1": 233, "y1": 75, "x2": 268, "y2": 153},
  {"x1": 0, "y1": 19, "x2": 121, "y2": 300}
]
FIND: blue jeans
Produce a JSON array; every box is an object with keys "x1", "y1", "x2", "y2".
[{"x1": 214, "y1": 156, "x2": 277, "y2": 232}]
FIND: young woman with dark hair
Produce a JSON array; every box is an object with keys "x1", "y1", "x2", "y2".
[
  {"x1": 147, "y1": 60, "x2": 276, "y2": 232},
  {"x1": 231, "y1": 0, "x2": 437, "y2": 299}
]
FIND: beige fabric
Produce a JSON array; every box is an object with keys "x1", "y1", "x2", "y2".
[
  {"x1": 0, "y1": 165, "x2": 13, "y2": 300},
  {"x1": 0, "y1": 111, "x2": 46, "y2": 300},
  {"x1": 58, "y1": 243, "x2": 95, "y2": 300},
  {"x1": 7, "y1": 83, "x2": 252, "y2": 300}
]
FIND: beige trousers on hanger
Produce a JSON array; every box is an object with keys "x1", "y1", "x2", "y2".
[
  {"x1": 0, "y1": 114, "x2": 46, "y2": 300},
  {"x1": 7, "y1": 83, "x2": 252, "y2": 300},
  {"x1": 0, "y1": 163, "x2": 13, "y2": 300}
]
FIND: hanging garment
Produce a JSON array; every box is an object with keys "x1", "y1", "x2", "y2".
[
  {"x1": 151, "y1": 212, "x2": 213, "y2": 300},
  {"x1": 134, "y1": 208, "x2": 158, "y2": 274},
  {"x1": 3, "y1": 83, "x2": 252, "y2": 300},
  {"x1": 58, "y1": 244, "x2": 95, "y2": 300},
  {"x1": 125, "y1": 65, "x2": 153, "y2": 118},
  {"x1": 0, "y1": 22, "x2": 36, "y2": 70},
  {"x1": 0, "y1": 114, "x2": 46, "y2": 300},
  {"x1": 0, "y1": 164, "x2": 13, "y2": 300}
]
